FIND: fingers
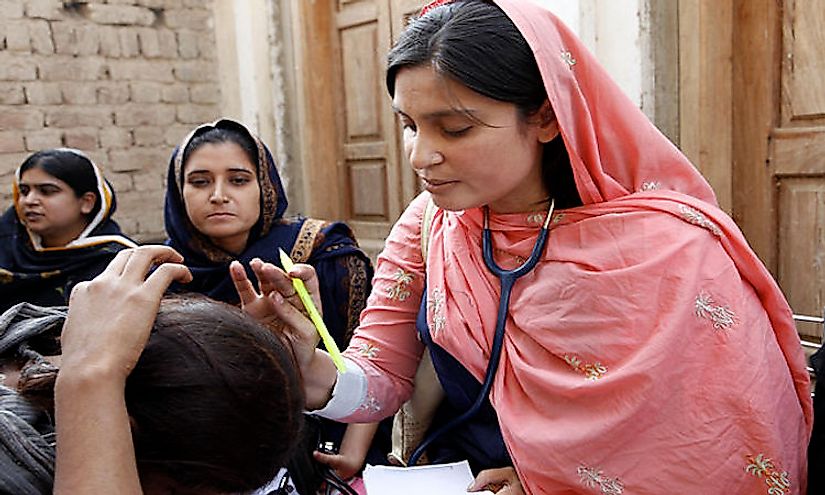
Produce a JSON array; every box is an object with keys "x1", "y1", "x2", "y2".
[
  {"x1": 120, "y1": 245, "x2": 185, "y2": 283},
  {"x1": 468, "y1": 468, "x2": 515, "y2": 493},
  {"x1": 144, "y1": 263, "x2": 192, "y2": 296},
  {"x1": 230, "y1": 260, "x2": 260, "y2": 306},
  {"x1": 268, "y1": 291, "x2": 320, "y2": 345}
]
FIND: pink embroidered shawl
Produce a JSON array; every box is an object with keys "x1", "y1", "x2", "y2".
[{"x1": 342, "y1": 1, "x2": 812, "y2": 493}]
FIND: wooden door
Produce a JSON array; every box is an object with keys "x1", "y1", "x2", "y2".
[
  {"x1": 329, "y1": 0, "x2": 424, "y2": 260},
  {"x1": 734, "y1": 0, "x2": 825, "y2": 343}
]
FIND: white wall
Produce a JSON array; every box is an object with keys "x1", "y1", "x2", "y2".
[{"x1": 538, "y1": 0, "x2": 649, "y2": 110}]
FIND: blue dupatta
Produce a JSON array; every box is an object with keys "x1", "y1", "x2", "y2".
[
  {"x1": 164, "y1": 119, "x2": 373, "y2": 347},
  {"x1": 0, "y1": 153, "x2": 135, "y2": 313}
]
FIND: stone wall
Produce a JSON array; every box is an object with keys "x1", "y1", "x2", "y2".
[{"x1": 0, "y1": 0, "x2": 222, "y2": 241}]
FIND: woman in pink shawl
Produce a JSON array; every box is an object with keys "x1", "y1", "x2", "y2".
[{"x1": 237, "y1": 0, "x2": 812, "y2": 493}]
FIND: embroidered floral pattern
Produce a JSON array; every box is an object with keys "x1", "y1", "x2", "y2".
[
  {"x1": 745, "y1": 454, "x2": 791, "y2": 494},
  {"x1": 552, "y1": 213, "x2": 566, "y2": 225},
  {"x1": 564, "y1": 355, "x2": 608, "y2": 380},
  {"x1": 357, "y1": 343, "x2": 379, "y2": 359},
  {"x1": 679, "y1": 205, "x2": 722, "y2": 236},
  {"x1": 640, "y1": 181, "x2": 661, "y2": 191},
  {"x1": 577, "y1": 465, "x2": 624, "y2": 494},
  {"x1": 695, "y1": 292, "x2": 736, "y2": 330},
  {"x1": 526, "y1": 213, "x2": 545, "y2": 225},
  {"x1": 561, "y1": 50, "x2": 577, "y2": 68},
  {"x1": 359, "y1": 393, "x2": 381, "y2": 414},
  {"x1": 386, "y1": 269, "x2": 414, "y2": 301},
  {"x1": 429, "y1": 287, "x2": 446, "y2": 333}
]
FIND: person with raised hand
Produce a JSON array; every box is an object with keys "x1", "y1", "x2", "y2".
[{"x1": 233, "y1": 1, "x2": 812, "y2": 493}]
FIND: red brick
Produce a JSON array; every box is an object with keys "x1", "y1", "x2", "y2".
[
  {"x1": 63, "y1": 127, "x2": 99, "y2": 150},
  {"x1": 0, "y1": 109, "x2": 44, "y2": 130},
  {"x1": 24, "y1": 128, "x2": 63, "y2": 150},
  {"x1": 45, "y1": 107, "x2": 112, "y2": 128},
  {"x1": 114, "y1": 103, "x2": 176, "y2": 126},
  {"x1": 137, "y1": 0, "x2": 182, "y2": 8},
  {"x1": 197, "y1": 31, "x2": 216, "y2": 59},
  {"x1": 0, "y1": 130, "x2": 26, "y2": 152},
  {"x1": 86, "y1": 4, "x2": 156, "y2": 26}
]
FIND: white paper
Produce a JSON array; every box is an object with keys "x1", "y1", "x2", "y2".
[{"x1": 362, "y1": 460, "x2": 495, "y2": 495}]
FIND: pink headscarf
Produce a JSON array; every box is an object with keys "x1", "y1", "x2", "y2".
[{"x1": 415, "y1": 0, "x2": 812, "y2": 492}]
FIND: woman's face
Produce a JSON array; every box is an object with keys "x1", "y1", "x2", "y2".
[
  {"x1": 16, "y1": 166, "x2": 95, "y2": 247},
  {"x1": 393, "y1": 65, "x2": 558, "y2": 213},
  {"x1": 182, "y1": 141, "x2": 261, "y2": 254}
]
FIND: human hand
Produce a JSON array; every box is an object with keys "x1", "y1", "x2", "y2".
[
  {"x1": 313, "y1": 449, "x2": 364, "y2": 481},
  {"x1": 468, "y1": 467, "x2": 524, "y2": 494},
  {"x1": 60, "y1": 246, "x2": 192, "y2": 384},
  {"x1": 231, "y1": 258, "x2": 322, "y2": 370}
]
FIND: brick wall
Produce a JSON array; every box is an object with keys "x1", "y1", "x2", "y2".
[{"x1": 0, "y1": 0, "x2": 222, "y2": 241}]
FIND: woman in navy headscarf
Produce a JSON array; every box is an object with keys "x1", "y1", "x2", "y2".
[
  {"x1": 0, "y1": 148, "x2": 136, "y2": 313},
  {"x1": 164, "y1": 119, "x2": 385, "y2": 487}
]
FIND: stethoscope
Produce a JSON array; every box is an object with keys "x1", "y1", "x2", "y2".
[{"x1": 408, "y1": 199, "x2": 555, "y2": 466}]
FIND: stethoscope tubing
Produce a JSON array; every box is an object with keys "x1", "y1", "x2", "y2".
[{"x1": 407, "y1": 200, "x2": 555, "y2": 466}]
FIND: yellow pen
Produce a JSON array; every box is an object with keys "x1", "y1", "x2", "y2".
[{"x1": 278, "y1": 248, "x2": 347, "y2": 372}]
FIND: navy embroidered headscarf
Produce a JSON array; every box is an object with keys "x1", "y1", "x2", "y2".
[
  {"x1": 0, "y1": 149, "x2": 136, "y2": 313},
  {"x1": 164, "y1": 119, "x2": 372, "y2": 346}
]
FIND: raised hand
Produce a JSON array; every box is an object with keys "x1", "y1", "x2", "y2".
[
  {"x1": 60, "y1": 245, "x2": 192, "y2": 382},
  {"x1": 230, "y1": 258, "x2": 322, "y2": 370}
]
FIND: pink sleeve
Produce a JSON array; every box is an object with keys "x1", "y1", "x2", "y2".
[{"x1": 337, "y1": 193, "x2": 430, "y2": 422}]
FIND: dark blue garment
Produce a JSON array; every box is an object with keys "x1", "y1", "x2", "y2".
[
  {"x1": 0, "y1": 180, "x2": 133, "y2": 314},
  {"x1": 163, "y1": 119, "x2": 373, "y2": 348},
  {"x1": 415, "y1": 289, "x2": 511, "y2": 473},
  {"x1": 809, "y1": 345, "x2": 825, "y2": 495}
]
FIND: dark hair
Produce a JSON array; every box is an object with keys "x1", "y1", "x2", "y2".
[
  {"x1": 386, "y1": 0, "x2": 581, "y2": 208},
  {"x1": 19, "y1": 149, "x2": 104, "y2": 217},
  {"x1": 124, "y1": 295, "x2": 304, "y2": 492},
  {"x1": 181, "y1": 126, "x2": 259, "y2": 174}
]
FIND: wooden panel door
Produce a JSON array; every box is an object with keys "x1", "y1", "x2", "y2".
[
  {"x1": 331, "y1": 0, "x2": 424, "y2": 260},
  {"x1": 734, "y1": 0, "x2": 825, "y2": 342}
]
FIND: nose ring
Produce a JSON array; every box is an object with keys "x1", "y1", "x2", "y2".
[{"x1": 431, "y1": 152, "x2": 444, "y2": 164}]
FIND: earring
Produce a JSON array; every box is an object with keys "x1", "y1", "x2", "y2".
[{"x1": 431, "y1": 152, "x2": 444, "y2": 165}]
